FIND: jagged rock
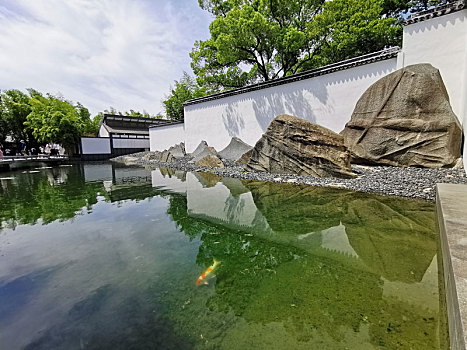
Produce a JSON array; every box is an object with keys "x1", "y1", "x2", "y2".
[
  {"x1": 160, "y1": 150, "x2": 173, "y2": 163},
  {"x1": 191, "y1": 141, "x2": 210, "y2": 157},
  {"x1": 192, "y1": 147, "x2": 217, "y2": 163},
  {"x1": 236, "y1": 149, "x2": 253, "y2": 164},
  {"x1": 341, "y1": 63, "x2": 462, "y2": 168},
  {"x1": 122, "y1": 156, "x2": 139, "y2": 165},
  {"x1": 142, "y1": 152, "x2": 161, "y2": 161},
  {"x1": 196, "y1": 154, "x2": 225, "y2": 168},
  {"x1": 246, "y1": 114, "x2": 355, "y2": 178},
  {"x1": 168, "y1": 143, "x2": 186, "y2": 158},
  {"x1": 218, "y1": 137, "x2": 253, "y2": 161}
]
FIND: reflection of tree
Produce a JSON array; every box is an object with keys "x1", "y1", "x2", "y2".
[{"x1": 0, "y1": 167, "x2": 106, "y2": 231}]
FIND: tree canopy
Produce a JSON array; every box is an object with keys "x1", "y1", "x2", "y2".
[
  {"x1": 191, "y1": 0, "x2": 453, "y2": 92},
  {"x1": 0, "y1": 89, "x2": 99, "y2": 149},
  {"x1": 163, "y1": 72, "x2": 207, "y2": 121}
]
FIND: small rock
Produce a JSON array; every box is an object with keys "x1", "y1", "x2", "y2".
[{"x1": 196, "y1": 155, "x2": 225, "y2": 168}]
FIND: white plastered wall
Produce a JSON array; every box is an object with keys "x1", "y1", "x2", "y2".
[
  {"x1": 150, "y1": 123, "x2": 185, "y2": 152},
  {"x1": 399, "y1": 9, "x2": 467, "y2": 170},
  {"x1": 399, "y1": 10, "x2": 467, "y2": 123},
  {"x1": 112, "y1": 138, "x2": 149, "y2": 149},
  {"x1": 184, "y1": 59, "x2": 397, "y2": 153},
  {"x1": 81, "y1": 137, "x2": 111, "y2": 154}
]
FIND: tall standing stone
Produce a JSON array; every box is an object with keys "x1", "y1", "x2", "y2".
[{"x1": 341, "y1": 64, "x2": 462, "y2": 168}]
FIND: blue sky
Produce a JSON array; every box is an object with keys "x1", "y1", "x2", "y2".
[{"x1": 0, "y1": 0, "x2": 214, "y2": 116}]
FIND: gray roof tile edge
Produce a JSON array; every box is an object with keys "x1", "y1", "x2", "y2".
[
  {"x1": 404, "y1": 0, "x2": 466, "y2": 25},
  {"x1": 183, "y1": 47, "x2": 401, "y2": 107}
]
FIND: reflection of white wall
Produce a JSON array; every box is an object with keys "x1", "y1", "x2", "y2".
[
  {"x1": 81, "y1": 137, "x2": 111, "y2": 154},
  {"x1": 184, "y1": 59, "x2": 397, "y2": 153},
  {"x1": 319, "y1": 224, "x2": 358, "y2": 257},
  {"x1": 83, "y1": 163, "x2": 113, "y2": 182},
  {"x1": 151, "y1": 169, "x2": 187, "y2": 194},
  {"x1": 382, "y1": 255, "x2": 439, "y2": 311},
  {"x1": 186, "y1": 172, "x2": 267, "y2": 229},
  {"x1": 113, "y1": 138, "x2": 149, "y2": 149},
  {"x1": 150, "y1": 124, "x2": 185, "y2": 152}
]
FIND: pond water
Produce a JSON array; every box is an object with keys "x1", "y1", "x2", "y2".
[{"x1": 0, "y1": 163, "x2": 448, "y2": 349}]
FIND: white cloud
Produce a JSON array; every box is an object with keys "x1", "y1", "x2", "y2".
[{"x1": 0, "y1": 0, "x2": 213, "y2": 115}]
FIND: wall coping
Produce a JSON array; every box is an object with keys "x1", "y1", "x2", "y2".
[
  {"x1": 404, "y1": 0, "x2": 466, "y2": 25},
  {"x1": 149, "y1": 120, "x2": 184, "y2": 129},
  {"x1": 183, "y1": 47, "x2": 400, "y2": 107}
]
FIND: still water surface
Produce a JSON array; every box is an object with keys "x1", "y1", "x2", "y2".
[{"x1": 0, "y1": 163, "x2": 447, "y2": 349}]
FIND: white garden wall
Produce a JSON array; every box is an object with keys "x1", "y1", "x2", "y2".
[
  {"x1": 400, "y1": 9, "x2": 467, "y2": 122},
  {"x1": 81, "y1": 137, "x2": 111, "y2": 154},
  {"x1": 184, "y1": 58, "x2": 397, "y2": 153},
  {"x1": 149, "y1": 123, "x2": 185, "y2": 152},
  {"x1": 112, "y1": 138, "x2": 149, "y2": 149}
]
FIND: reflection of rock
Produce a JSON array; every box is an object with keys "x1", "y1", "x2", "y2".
[
  {"x1": 193, "y1": 172, "x2": 221, "y2": 188},
  {"x1": 221, "y1": 178, "x2": 250, "y2": 197},
  {"x1": 245, "y1": 180, "x2": 437, "y2": 283},
  {"x1": 246, "y1": 115, "x2": 354, "y2": 178},
  {"x1": 342, "y1": 197, "x2": 437, "y2": 283},
  {"x1": 245, "y1": 180, "x2": 349, "y2": 235},
  {"x1": 218, "y1": 137, "x2": 252, "y2": 161},
  {"x1": 341, "y1": 64, "x2": 462, "y2": 167},
  {"x1": 196, "y1": 154, "x2": 224, "y2": 168}
]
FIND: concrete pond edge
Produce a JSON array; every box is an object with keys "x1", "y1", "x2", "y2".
[{"x1": 437, "y1": 183, "x2": 467, "y2": 350}]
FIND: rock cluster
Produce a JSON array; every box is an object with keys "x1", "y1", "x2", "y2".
[
  {"x1": 341, "y1": 64, "x2": 462, "y2": 168},
  {"x1": 246, "y1": 114, "x2": 355, "y2": 178}
]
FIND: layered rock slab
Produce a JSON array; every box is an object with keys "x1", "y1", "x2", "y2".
[
  {"x1": 341, "y1": 63, "x2": 462, "y2": 168},
  {"x1": 246, "y1": 114, "x2": 355, "y2": 178}
]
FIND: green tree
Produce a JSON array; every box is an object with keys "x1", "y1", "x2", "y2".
[
  {"x1": 163, "y1": 72, "x2": 206, "y2": 121},
  {"x1": 305, "y1": 0, "x2": 401, "y2": 69},
  {"x1": 192, "y1": 0, "x2": 451, "y2": 92},
  {"x1": 25, "y1": 90, "x2": 90, "y2": 151},
  {"x1": 0, "y1": 89, "x2": 35, "y2": 145}
]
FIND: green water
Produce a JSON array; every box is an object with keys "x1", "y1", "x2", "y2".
[{"x1": 0, "y1": 163, "x2": 448, "y2": 349}]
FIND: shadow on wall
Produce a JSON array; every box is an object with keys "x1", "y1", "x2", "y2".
[
  {"x1": 405, "y1": 12, "x2": 463, "y2": 36},
  {"x1": 209, "y1": 61, "x2": 395, "y2": 136},
  {"x1": 188, "y1": 58, "x2": 396, "y2": 138}
]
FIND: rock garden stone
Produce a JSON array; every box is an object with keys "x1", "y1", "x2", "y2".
[
  {"x1": 142, "y1": 152, "x2": 161, "y2": 161},
  {"x1": 196, "y1": 154, "x2": 225, "y2": 168},
  {"x1": 160, "y1": 150, "x2": 173, "y2": 163},
  {"x1": 246, "y1": 114, "x2": 355, "y2": 178},
  {"x1": 218, "y1": 137, "x2": 253, "y2": 161},
  {"x1": 236, "y1": 149, "x2": 253, "y2": 164},
  {"x1": 168, "y1": 143, "x2": 186, "y2": 158},
  {"x1": 341, "y1": 63, "x2": 462, "y2": 168}
]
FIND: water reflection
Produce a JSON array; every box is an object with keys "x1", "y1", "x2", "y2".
[{"x1": 0, "y1": 164, "x2": 446, "y2": 349}]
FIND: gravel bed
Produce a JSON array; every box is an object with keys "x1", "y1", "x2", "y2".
[{"x1": 111, "y1": 152, "x2": 467, "y2": 201}]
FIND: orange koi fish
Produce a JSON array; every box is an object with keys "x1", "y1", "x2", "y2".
[{"x1": 196, "y1": 259, "x2": 221, "y2": 286}]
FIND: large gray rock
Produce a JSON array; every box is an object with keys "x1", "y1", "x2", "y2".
[
  {"x1": 191, "y1": 141, "x2": 211, "y2": 157},
  {"x1": 218, "y1": 137, "x2": 253, "y2": 161},
  {"x1": 167, "y1": 143, "x2": 186, "y2": 158},
  {"x1": 192, "y1": 146, "x2": 218, "y2": 163},
  {"x1": 246, "y1": 114, "x2": 355, "y2": 178},
  {"x1": 341, "y1": 63, "x2": 462, "y2": 168}
]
